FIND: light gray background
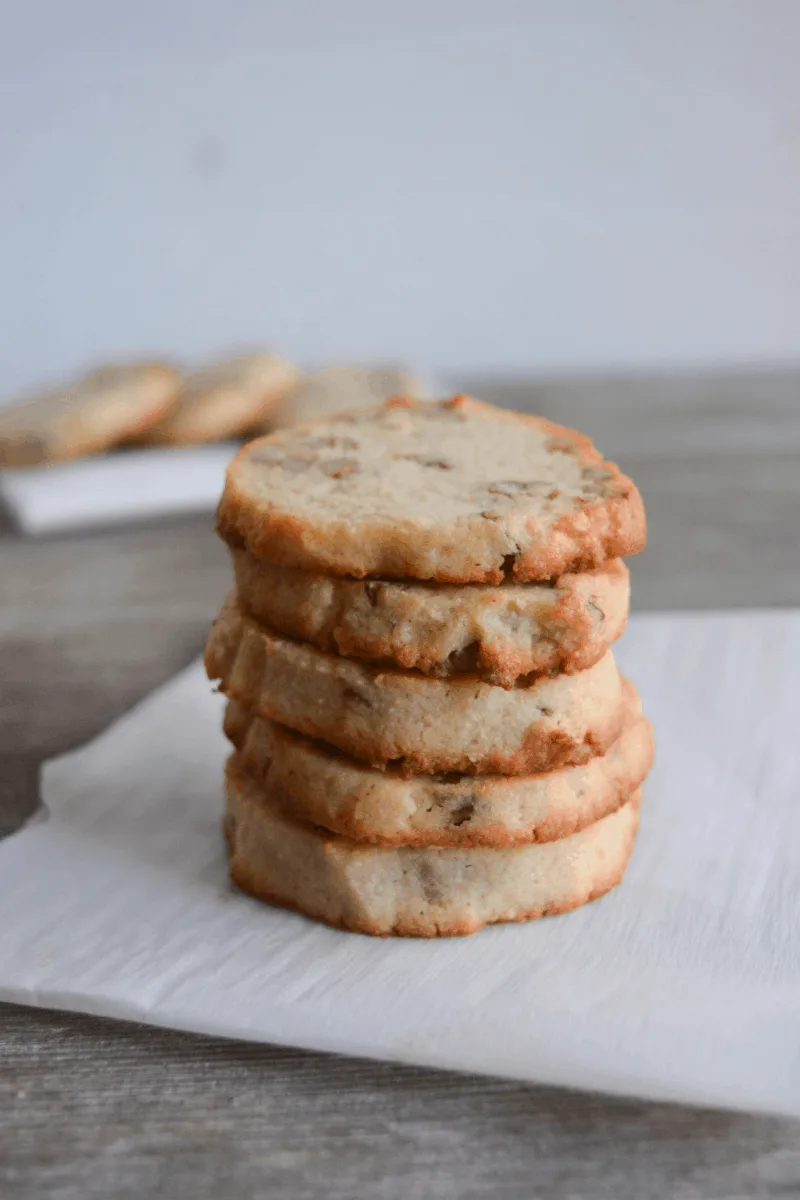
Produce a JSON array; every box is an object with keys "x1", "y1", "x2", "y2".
[{"x1": 2, "y1": 0, "x2": 800, "y2": 391}]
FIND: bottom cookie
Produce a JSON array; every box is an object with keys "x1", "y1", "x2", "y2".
[{"x1": 224, "y1": 757, "x2": 641, "y2": 937}]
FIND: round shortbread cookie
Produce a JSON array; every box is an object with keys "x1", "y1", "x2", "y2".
[
  {"x1": 231, "y1": 546, "x2": 629, "y2": 687},
  {"x1": 144, "y1": 351, "x2": 299, "y2": 445},
  {"x1": 224, "y1": 759, "x2": 641, "y2": 937},
  {"x1": 0, "y1": 362, "x2": 181, "y2": 466},
  {"x1": 224, "y1": 689, "x2": 653, "y2": 846},
  {"x1": 205, "y1": 594, "x2": 627, "y2": 775},
  {"x1": 217, "y1": 394, "x2": 646, "y2": 583},
  {"x1": 268, "y1": 365, "x2": 431, "y2": 431}
]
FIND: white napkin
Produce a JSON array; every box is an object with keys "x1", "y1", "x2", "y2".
[
  {"x1": 0, "y1": 444, "x2": 239, "y2": 535},
  {"x1": 1, "y1": 610, "x2": 798, "y2": 1117}
]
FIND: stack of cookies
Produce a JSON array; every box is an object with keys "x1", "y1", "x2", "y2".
[{"x1": 206, "y1": 395, "x2": 651, "y2": 937}]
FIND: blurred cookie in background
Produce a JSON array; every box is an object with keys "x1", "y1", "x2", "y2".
[
  {"x1": 268, "y1": 365, "x2": 432, "y2": 430},
  {"x1": 0, "y1": 362, "x2": 181, "y2": 467},
  {"x1": 142, "y1": 350, "x2": 300, "y2": 445}
]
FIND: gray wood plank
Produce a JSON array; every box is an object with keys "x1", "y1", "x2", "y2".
[
  {"x1": 2, "y1": 371, "x2": 800, "y2": 1198},
  {"x1": 0, "y1": 517, "x2": 230, "y2": 756},
  {"x1": 463, "y1": 365, "x2": 800, "y2": 459},
  {"x1": 2, "y1": 1004, "x2": 799, "y2": 1200}
]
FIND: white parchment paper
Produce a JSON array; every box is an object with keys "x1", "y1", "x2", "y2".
[{"x1": 1, "y1": 611, "x2": 798, "y2": 1116}]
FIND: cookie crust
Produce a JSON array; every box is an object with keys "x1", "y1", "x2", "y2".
[
  {"x1": 217, "y1": 395, "x2": 646, "y2": 583},
  {"x1": 231, "y1": 547, "x2": 629, "y2": 687},
  {"x1": 224, "y1": 690, "x2": 652, "y2": 846},
  {"x1": 225, "y1": 759, "x2": 641, "y2": 937},
  {"x1": 205, "y1": 594, "x2": 627, "y2": 775}
]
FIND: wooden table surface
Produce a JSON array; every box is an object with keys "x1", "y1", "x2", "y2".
[{"x1": 2, "y1": 368, "x2": 800, "y2": 1198}]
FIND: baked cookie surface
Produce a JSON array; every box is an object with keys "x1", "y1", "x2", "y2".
[
  {"x1": 232, "y1": 547, "x2": 629, "y2": 687},
  {"x1": 205, "y1": 594, "x2": 627, "y2": 775},
  {"x1": 225, "y1": 759, "x2": 641, "y2": 937},
  {"x1": 224, "y1": 689, "x2": 652, "y2": 846},
  {"x1": 218, "y1": 395, "x2": 646, "y2": 583}
]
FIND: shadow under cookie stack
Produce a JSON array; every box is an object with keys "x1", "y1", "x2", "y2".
[{"x1": 206, "y1": 395, "x2": 652, "y2": 937}]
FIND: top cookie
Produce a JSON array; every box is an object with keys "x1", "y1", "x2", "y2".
[{"x1": 217, "y1": 395, "x2": 646, "y2": 583}]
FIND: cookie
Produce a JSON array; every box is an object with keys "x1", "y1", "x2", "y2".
[
  {"x1": 224, "y1": 758, "x2": 641, "y2": 937},
  {"x1": 205, "y1": 594, "x2": 627, "y2": 775},
  {"x1": 231, "y1": 546, "x2": 629, "y2": 687},
  {"x1": 0, "y1": 362, "x2": 181, "y2": 466},
  {"x1": 224, "y1": 687, "x2": 653, "y2": 846},
  {"x1": 268, "y1": 365, "x2": 431, "y2": 431},
  {"x1": 143, "y1": 351, "x2": 299, "y2": 445},
  {"x1": 217, "y1": 395, "x2": 646, "y2": 583}
]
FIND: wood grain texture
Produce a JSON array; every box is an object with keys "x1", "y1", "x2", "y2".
[
  {"x1": 2, "y1": 368, "x2": 800, "y2": 1198},
  {"x1": 2, "y1": 1003, "x2": 799, "y2": 1200}
]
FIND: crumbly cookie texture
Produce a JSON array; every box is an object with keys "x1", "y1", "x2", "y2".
[
  {"x1": 0, "y1": 362, "x2": 181, "y2": 466},
  {"x1": 224, "y1": 688, "x2": 652, "y2": 846},
  {"x1": 205, "y1": 594, "x2": 627, "y2": 775},
  {"x1": 225, "y1": 759, "x2": 641, "y2": 937},
  {"x1": 231, "y1": 547, "x2": 629, "y2": 687},
  {"x1": 143, "y1": 351, "x2": 299, "y2": 445},
  {"x1": 268, "y1": 365, "x2": 430, "y2": 431},
  {"x1": 217, "y1": 395, "x2": 646, "y2": 583}
]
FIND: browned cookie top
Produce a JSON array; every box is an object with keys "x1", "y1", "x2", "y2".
[{"x1": 217, "y1": 395, "x2": 645, "y2": 582}]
